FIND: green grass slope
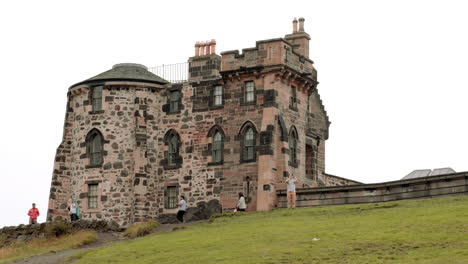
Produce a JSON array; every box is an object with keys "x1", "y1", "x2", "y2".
[{"x1": 71, "y1": 196, "x2": 468, "y2": 264}]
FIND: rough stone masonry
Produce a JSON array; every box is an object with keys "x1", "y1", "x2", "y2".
[{"x1": 47, "y1": 18, "x2": 359, "y2": 227}]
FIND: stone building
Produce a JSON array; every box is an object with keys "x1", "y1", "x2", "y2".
[{"x1": 47, "y1": 18, "x2": 358, "y2": 226}]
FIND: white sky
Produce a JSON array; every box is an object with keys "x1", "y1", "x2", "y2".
[{"x1": 0, "y1": 0, "x2": 467, "y2": 227}]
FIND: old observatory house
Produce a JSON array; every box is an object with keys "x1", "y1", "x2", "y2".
[{"x1": 48, "y1": 18, "x2": 354, "y2": 226}]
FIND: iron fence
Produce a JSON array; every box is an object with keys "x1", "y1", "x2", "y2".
[{"x1": 148, "y1": 62, "x2": 189, "y2": 83}]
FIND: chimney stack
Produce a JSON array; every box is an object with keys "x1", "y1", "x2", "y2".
[
  {"x1": 292, "y1": 18, "x2": 298, "y2": 33},
  {"x1": 298, "y1": 17, "x2": 305, "y2": 32},
  {"x1": 285, "y1": 17, "x2": 310, "y2": 58}
]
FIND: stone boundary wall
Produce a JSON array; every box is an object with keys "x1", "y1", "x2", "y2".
[
  {"x1": 277, "y1": 172, "x2": 468, "y2": 207},
  {"x1": 321, "y1": 173, "x2": 362, "y2": 186},
  {"x1": 0, "y1": 220, "x2": 120, "y2": 246}
]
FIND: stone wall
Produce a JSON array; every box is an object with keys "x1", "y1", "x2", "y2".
[
  {"x1": 48, "y1": 82, "x2": 166, "y2": 226},
  {"x1": 48, "y1": 24, "x2": 338, "y2": 226},
  {"x1": 321, "y1": 173, "x2": 362, "y2": 186},
  {"x1": 0, "y1": 220, "x2": 119, "y2": 246},
  {"x1": 277, "y1": 172, "x2": 468, "y2": 207}
]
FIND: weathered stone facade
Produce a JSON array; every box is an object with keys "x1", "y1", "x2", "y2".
[{"x1": 48, "y1": 18, "x2": 356, "y2": 227}]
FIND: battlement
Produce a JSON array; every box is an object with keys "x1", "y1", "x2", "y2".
[
  {"x1": 220, "y1": 17, "x2": 316, "y2": 80},
  {"x1": 220, "y1": 38, "x2": 315, "y2": 78}
]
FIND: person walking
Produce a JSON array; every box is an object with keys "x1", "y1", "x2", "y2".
[
  {"x1": 27, "y1": 203, "x2": 40, "y2": 224},
  {"x1": 73, "y1": 197, "x2": 81, "y2": 221},
  {"x1": 237, "y1": 192, "x2": 247, "y2": 212},
  {"x1": 286, "y1": 174, "x2": 297, "y2": 208},
  {"x1": 68, "y1": 197, "x2": 81, "y2": 222},
  {"x1": 176, "y1": 195, "x2": 186, "y2": 222}
]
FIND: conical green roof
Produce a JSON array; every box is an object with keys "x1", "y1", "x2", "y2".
[{"x1": 71, "y1": 63, "x2": 168, "y2": 88}]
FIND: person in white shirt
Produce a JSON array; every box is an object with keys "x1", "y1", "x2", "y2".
[
  {"x1": 286, "y1": 174, "x2": 297, "y2": 208},
  {"x1": 68, "y1": 197, "x2": 78, "y2": 222},
  {"x1": 176, "y1": 196, "x2": 186, "y2": 222},
  {"x1": 237, "y1": 192, "x2": 247, "y2": 212}
]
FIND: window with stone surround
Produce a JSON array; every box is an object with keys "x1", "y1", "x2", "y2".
[
  {"x1": 163, "y1": 129, "x2": 182, "y2": 169},
  {"x1": 289, "y1": 127, "x2": 299, "y2": 167},
  {"x1": 290, "y1": 86, "x2": 298, "y2": 110},
  {"x1": 245, "y1": 81, "x2": 255, "y2": 103},
  {"x1": 86, "y1": 129, "x2": 104, "y2": 166},
  {"x1": 88, "y1": 184, "x2": 98, "y2": 209},
  {"x1": 213, "y1": 85, "x2": 223, "y2": 106},
  {"x1": 240, "y1": 122, "x2": 257, "y2": 162},
  {"x1": 91, "y1": 86, "x2": 103, "y2": 112},
  {"x1": 207, "y1": 125, "x2": 225, "y2": 165},
  {"x1": 165, "y1": 186, "x2": 178, "y2": 209},
  {"x1": 213, "y1": 132, "x2": 223, "y2": 162},
  {"x1": 169, "y1": 90, "x2": 181, "y2": 112},
  {"x1": 168, "y1": 133, "x2": 179, "y2": 165}
]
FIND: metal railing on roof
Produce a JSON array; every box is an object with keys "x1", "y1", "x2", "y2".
[{"x1": 148, "y1": 62, "x2": 189, "y2": 83}]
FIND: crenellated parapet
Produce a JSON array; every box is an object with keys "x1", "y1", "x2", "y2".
[{"x1": 221, "y1": 38, "x2": 315, "y2": 79}]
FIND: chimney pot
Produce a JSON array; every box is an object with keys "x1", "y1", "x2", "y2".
[
  {"x1": 195, "y1": 41, "x2": 200, "y2": 56},
  {"x1": 205, "y1": 40, "x2": 211, "y2": 55},
  {"x1": 292, "y1": 18, "x2": 298, "y2": 33},
  {"x1": 298, "y1": 17, "x2": 305, "y2": 32},
  {"x1": 210, "y1": 39, "x2": 216, "y2": 54},
  {"x1": 200, "y1": 41, "x2": 205, "y2": 56}
]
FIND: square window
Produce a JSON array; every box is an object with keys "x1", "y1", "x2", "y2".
[
  {"x1": 169, "y1": 90, "x2": 180, "y2": 112},
  {"x1": 290, "y1": 86, "x2": 297, "y2": 109},
  {"x1": 166, "y1": 186, "x2": 178, "y2": 209},
  {"x1": 92, "y1": 86, "x2": 103, "y2": 112},
  {"x1": 245, "y1": 82, "x2": 255, "y2": 103},
  {"x1": 213, "y1": 86, "x2": 223, "y2": 106},
  {"x1": 88, "y1": 184, "x2": 98, "y2": 209}
]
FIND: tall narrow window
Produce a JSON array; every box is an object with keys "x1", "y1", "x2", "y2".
[
  {"x1": 213, "y1": 86, "x2": 223, "y2": 106},
  {"x1": 306, "y1": 145, "x2": 316, "y2": 180},
  {"x1": 87, "y1": 130, "x2": 103, "y2": 166},
  {"x1": 290, "y1": 86, "x2": 297, "y2": 109},
  {"x1": 244, "y1": 128, "x2": 255, "y2": 161},
  {"x1": 92, "y1": 86, "x2": 103, "y2": 112},
  {"x1": 213, "y1": 131, "x2": 223, "y2": 162},
  {"x1": 289, "y1": 128, "x2": 298, "y2": 166},
  {"x1": 169, "y1": 90, "x2": 180, "y2": 112},
  {"x1": 88, "y1": 184, "x2": 98, "y2": 209},
  {"x1": 245, "y1": 81, "x2": 255, "y2": 103},
  {"x1": 164, "y1": 130, "x2": 182, "y2": 168},
  {"x1": 165, "y1": 186, "x2": 178, "y2": 209},
  {"x1": 168, "y1": 134, "x2": 179, "y2": 165}
]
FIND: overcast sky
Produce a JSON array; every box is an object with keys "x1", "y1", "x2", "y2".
[{"x1": 1, "y1": 0, "x2": 467, "y2": 227}]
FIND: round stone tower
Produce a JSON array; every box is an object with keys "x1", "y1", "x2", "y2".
[{"x1": 48, "y1": 63, "x2": 167, "y2": 226}]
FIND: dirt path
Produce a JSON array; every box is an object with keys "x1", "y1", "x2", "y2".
[{"x1": 10, "y1": 221, "x2": 202, "y2": 264}]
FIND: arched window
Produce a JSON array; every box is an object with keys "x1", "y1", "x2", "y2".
[
  {"x1": 168, "y1": 133, "x2": 179, "y2": 165},
  {"x1": 207, "y1": 125, "x2": 225, "y2": 165},
  {"x1": 164, "y1": 130, "x2": 181, "y2": 167},
  {"x1": 87, "y1": 129, "x2": 103, "y2": 166},
  {"x1": 240, "y1": 122, "x2": 257, "y2": 162},
  {"x1": 289, "y1": 127, "x2": 298, "y2": 166},
  {"x1": 213, "y1": 131, "x2": 223, "y2": 163}
]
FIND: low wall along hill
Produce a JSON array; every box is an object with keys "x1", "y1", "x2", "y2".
[{"x1": 277, "y1": 172, "x2": 468, "y2": 207}]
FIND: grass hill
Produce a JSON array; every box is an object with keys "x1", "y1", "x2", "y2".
[{"x1": 71, "y1": 196, "x2": 468, "y2": 264}]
